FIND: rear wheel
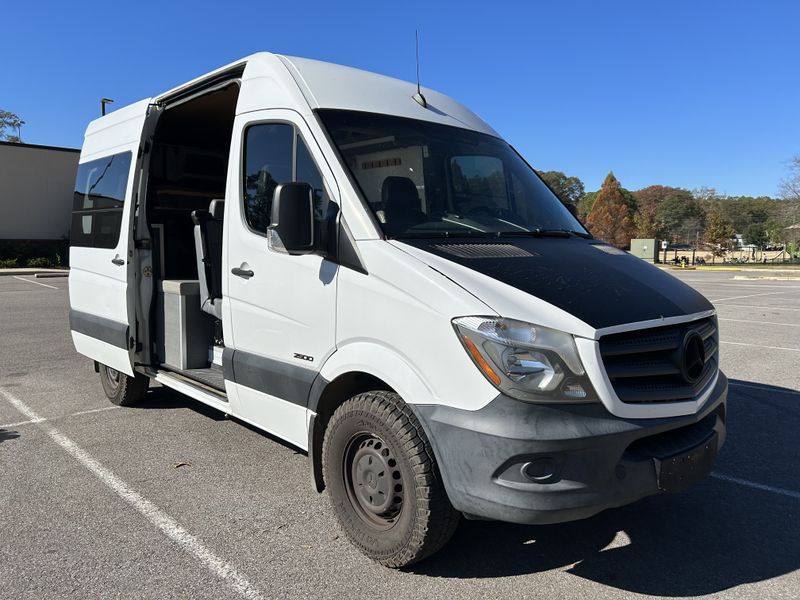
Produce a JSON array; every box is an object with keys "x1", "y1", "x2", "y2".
[
  {"x1": 322, "y1": 390, "x2": 459, "y2": 567},
  {"x1": 99, "y1": 364, "x2": 149, "y2": 406}
]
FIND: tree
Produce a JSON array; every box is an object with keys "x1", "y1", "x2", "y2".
[
  {"x1": 744, "y1": 223, "x2": 767, "y2": 248},
  {"x1": 585, "y1": 172, "x2": 634, "y2": 248},
  {"x1": 632, "y1": 185, "x2": 692, "y2": 239},
  {"x1": 704, "y1": 211, "x2": 735, "y2": 257},
  {"x1": 655, "y1": 193, "x2": 705, "y2": 243},
  {"x1": 780, "y1": 156, "x2": 800, "y2": 202},
  {"x1": 537, "y1": 170, "x2": 585, "y2": 207},
  {"x1": 0, "y1": 110, "x2": 24, "y2": 142},
  {"x1": 577, "y1": 191, "x2": 597, "y2": 219}
]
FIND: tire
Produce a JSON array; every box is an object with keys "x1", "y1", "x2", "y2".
[
  {"x1": 99, "y1": 364, "x2": 149, "y2": 406},
  {"x1": 322, "y1": 390, "x2": 459, "y2": 567}
]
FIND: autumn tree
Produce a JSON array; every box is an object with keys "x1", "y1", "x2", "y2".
[
  {"x1": 704, "y1": 210, "x2": 735, "y2": 257},
  {"x1": 585, "y1": 172, "x2": 634, "y2": 248}
]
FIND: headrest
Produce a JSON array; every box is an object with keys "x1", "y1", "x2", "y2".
[
  {"x1": 191, "y1": 209, "x2": 209, "y2": 226},
  {"x1": 381, "y1": 177, "x2": 419, "y2": 211},
  {"x1": 209, "y1": 199, "x2": 225, "y2": 220}
]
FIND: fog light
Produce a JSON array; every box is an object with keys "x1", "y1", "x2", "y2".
[
  {"x1": 521, "y1": 457, "x2": 557, "y2": 482},
  {"x1": 563, "y1": 381, "x2": 587, "y2": 399}
]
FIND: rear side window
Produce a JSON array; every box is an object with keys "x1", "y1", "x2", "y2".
[{"x1": 71, "y1": 152, "x2": 132, "y2": 248}]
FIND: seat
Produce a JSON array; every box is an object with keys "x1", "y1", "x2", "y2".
[
  {"x1": 191, "y1": 199, "x2": 225, "y2": 320},
  {"x1": 381, "y1": 176, "x2": 426, "y2": 234}
]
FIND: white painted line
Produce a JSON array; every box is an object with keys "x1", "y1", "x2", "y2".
[
  {"x1": 716, "y1": 303, "x2": 800, "y2": 312},
  {"x1": 720, "y1": 340, "x2": 800, "y2": 352},
  {"x1": 12, "y1": 276, "x2": 58, "y2": 290},
  {"x1": 711, "y1": 472, "x2": 800, "y2": 501},
  {"x1": 719, "y1": 317, "x2": 800, "y2": 327},
  {"x1": 0, "y1": 405, "x2": 121, "y2": 429},
  {"x1": 709, "y1": 291, "x2": 786, "y2": 303},
  {"x1": 0, "y1": 388, "x2": 264, "y2": 600},
  {"x1": 729, "y1": 381, "x2": 800, "y2": 396},
  {"x1": 687, "y1": 282, "x2": 800, "y2": 289}
]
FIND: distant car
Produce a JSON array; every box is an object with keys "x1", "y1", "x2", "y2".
[{"x1": 667, "y1": 243, "x2": 693, "y2": 250}]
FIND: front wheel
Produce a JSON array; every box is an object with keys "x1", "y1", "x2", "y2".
[
  {"x1": 322, "y1": 391, "x2": 459, "y2": 567},
  {"x1": 99, "y1": 364, "x2": 149, "y2": 406}
]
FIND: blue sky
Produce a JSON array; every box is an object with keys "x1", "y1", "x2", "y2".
[{"x1": 2, "y1": 1, "x2": 798, "y2": 197}]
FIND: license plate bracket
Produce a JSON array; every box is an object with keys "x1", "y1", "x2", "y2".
[{"x1": 655, "y1": 431, "x2": 718, "y2": 493}]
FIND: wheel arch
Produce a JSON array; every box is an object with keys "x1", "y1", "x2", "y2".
[{"x1": 307, "y1": 341, "x2": 440, "y2": 492}]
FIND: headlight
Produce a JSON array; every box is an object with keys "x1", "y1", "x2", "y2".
[{"x1": 453, "y1": 316, "x2": 596, "y2": 403}]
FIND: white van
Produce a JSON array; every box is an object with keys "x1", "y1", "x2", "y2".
[{"x1": 69, "y1": 52, "x2": 727, "y2": 567}]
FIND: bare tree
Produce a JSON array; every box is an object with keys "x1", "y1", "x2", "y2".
[{"x1": 780, "y1": 156, "x2": 800, "y2": 201}]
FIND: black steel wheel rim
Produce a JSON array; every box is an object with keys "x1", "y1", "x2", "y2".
[{"x1": 343, "y1": 433, "x2": 404, "y2": 530}]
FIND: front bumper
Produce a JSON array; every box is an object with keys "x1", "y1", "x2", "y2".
[{"x1": 413, "y1": 372, "x2": 727, "y2": 525}]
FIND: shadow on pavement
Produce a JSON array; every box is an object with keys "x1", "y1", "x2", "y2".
[
  {"x1": 0, "y1": 428, "x2": 20, "y2": 443},
  {"x1": 411, "y1": 379, "x2": 800, "y2": 596},
  {"x1": 133, "y1": 386, "x2": 228, "y2": 421}
]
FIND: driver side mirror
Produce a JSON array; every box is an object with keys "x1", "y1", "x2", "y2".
[{"x1": 268, "y1": 182, "x2": 316, "y2": 255}]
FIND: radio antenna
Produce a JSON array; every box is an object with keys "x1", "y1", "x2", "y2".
[{"x1": 412, "y1": 30, "x2": 427, "y2": 108}]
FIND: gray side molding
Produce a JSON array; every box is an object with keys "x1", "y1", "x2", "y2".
[
  {"x1": 69, "y1": 309, "x2": 129, "y2": 349},
  {"x1": 222, "y1": 348, "x2": 318, "y2": 407}
]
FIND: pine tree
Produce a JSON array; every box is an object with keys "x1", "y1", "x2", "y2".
[{"x1": 585, "y1": 172, "x2": 634, "y2": 248}]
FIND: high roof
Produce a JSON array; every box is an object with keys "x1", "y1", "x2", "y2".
[
  {"x1": 83, "y1": 52, "x2": 500, "y2": 155},
  {"x1": 155, "y1": 52, "x2": 498, "y2": 137}
]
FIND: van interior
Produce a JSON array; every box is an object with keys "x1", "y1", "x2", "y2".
[{"x1": 143, "y1": 82, "x2": 240, "y2": 395}]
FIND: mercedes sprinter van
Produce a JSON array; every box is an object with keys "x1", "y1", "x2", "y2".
[{"x1": 69, "y1": 53, "x2": 727, "y2": 567}]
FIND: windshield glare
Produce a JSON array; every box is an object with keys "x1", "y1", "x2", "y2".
[{"x1": 318, "y1": 109, "x2": 588, "y2": 239}]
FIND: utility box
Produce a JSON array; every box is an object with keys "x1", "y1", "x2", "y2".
[
  {"x1": 157, "y1": 280, "x2": 212, "y2": 370},
  {"x1": 630, "y1": 238, "x2": 659, "y2": 263}
]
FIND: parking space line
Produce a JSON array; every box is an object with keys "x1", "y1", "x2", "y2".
[
  {"x1": 709, "y1": 291, "x2": 787, "y2": 303},
  {"x1": 720, "y1": 340, "x2": 800, "y2": 352},
  {"x1": 719, "y1": 317, "x2": 800, "y2": 327},
  {"x1": 0, "y1": 405, "x2": 121, "y2": 429},
  {"x1": 11, "y1": 276, "x2": 58, "y2": 290},
  {"x1": 711, "y1": 473, "x2": 800, "y2": 500},
  {"x1": 715, "y1": 303, "x2": 800, "y2": 312},
  {"x1": 0, "y1": 388, "x2": 264, "y2": 600}
]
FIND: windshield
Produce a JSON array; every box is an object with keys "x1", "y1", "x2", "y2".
[{"x1": 318, "y1": 109, "x2": 588, "y2": 239}]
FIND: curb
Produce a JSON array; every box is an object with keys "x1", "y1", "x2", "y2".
[{"x1": 0, "y1": 269, "x2": 69, "y2": 277}]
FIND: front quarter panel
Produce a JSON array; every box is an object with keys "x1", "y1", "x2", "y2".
[{"x1": 332, "y1": 240, "x2": 499, "y2": 411}]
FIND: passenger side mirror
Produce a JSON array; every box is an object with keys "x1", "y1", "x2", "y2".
[{"x1": 268, "y1": 182, "x2": 316, "y2": 255}]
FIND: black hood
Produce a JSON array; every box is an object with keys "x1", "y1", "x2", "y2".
[{"x1": 399, "y1": 237, "x2": 712, "y2": 330}]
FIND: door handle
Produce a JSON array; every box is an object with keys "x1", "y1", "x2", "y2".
[
  {"x1": 111, "y1": 257, "x2": 125, "y2": 266},
  {"x1": 231, "y1": 267, "x2": 254, "y2": 278}
]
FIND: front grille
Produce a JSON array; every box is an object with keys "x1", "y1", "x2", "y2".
[{"x1": 599, "y1": 316, "x2": 719, "y2": 404}]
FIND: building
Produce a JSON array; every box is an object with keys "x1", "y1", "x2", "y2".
[{"x1": 0, "y1": 141, "x2": 80, "y2": 264}]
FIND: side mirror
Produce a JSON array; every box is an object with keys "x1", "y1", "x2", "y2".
[{"x1": 268, "y1": 182, "x2": 316, "y2": 255}]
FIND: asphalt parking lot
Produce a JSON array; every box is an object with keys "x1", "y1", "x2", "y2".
[{"x1": 1, "y1": 269, "x2": 799, "y2": 599}]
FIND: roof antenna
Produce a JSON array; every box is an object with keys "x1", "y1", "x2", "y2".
[{"x1": 412, "y1": 30, "x2": 427, "y2": 108}]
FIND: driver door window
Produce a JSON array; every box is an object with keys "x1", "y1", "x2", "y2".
[{"x1": 243, "y1": 124, "x2": 331, "y2": 235}]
